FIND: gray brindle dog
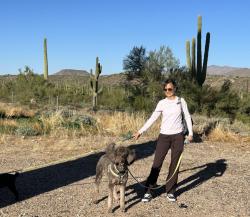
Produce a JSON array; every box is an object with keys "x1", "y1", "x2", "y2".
[{"x1": 94, "y1": 143, "x2": 136, "y2": 213}]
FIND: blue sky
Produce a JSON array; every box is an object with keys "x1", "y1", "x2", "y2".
[{"x1": 1, "y1": 0, "x2": 250, "y2": 75}]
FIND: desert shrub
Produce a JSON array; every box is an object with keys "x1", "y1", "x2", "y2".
[
  {"x1": 38, "y1": 110, "x2": 64, "y2": 134},
  {"x1": 0, "y1": 68, "x2": 89, "y2": 107},
  {"x1": 0, "y1": 125, "x2": 17, "y2": 134},
  {"x1": 211, "y1": 80, "x2": 240, "y2": 122},
  {"x1": 236, "y1": 93, "x2": 250, "y2": 124},
  {"x1": 15, "y1": 125, "x2": 40, "y2": 136},
  {"x1": 64, "y1": 115, "x2": 96, "y2": 129},
  {"x1": 98, "y1": 86, "x2": 128, "y2": 110},
  {"x1": 192, "y1": 115, "x2": 218, "y2": 136},
  {"x1": 236, "y1": 113, "x2": 250, "y2": 124}
]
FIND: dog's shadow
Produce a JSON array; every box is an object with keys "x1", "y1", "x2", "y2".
[
  {"x1": 125, "y1": 158, "x2": 227, "y2": 210},
  {"x1": 0, "y1": 140, "x2": 157, "y2": 208}
]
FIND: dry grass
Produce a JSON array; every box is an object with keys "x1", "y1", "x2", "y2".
[
  {"x1": 192, "y1": 115, "x2": 218, "y2": 135},
  {"x1": 0, "y1": 102, "x2": 35, "y2": 118},
  {"x1": 0, "y1": 119, "x2": 18, "y2": 134},
  {"x1": 0, "y1": 119, "x2": 18, "y2": 127},
  {"x1": 0, "y1": 134, "x2": 7, "y2": 144},
  {"x1": 0, "y1": 103, "x2": 249, "y2": 143},
  {"x1": 208, "y1": 122, "x2": 250, "y2": 143},
  {"x1": 207, "y1": 124, "x2": 239, "y2": 142},
  {"x1": 95, "y1": 111, "x2": 161, "y2": 138},
  {"x1": 39, "y1": 111, "x2": 64, "y2": 133},
  {"x1": 6, "y1": 107, "x2": 35, "y2": 118},
  {"x1": 37, "y1": 110, "x2": 161, "y2": 138}
]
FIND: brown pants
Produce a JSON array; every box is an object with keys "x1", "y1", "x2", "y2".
[{"x1": 145, "y1": 132, "x2": 184, "y2": 194}]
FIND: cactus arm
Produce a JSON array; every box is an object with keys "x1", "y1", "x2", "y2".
[
  {"x1": 186, "y1": 40, "x2": 191, "y2": 72},
  {"x1": 98, "y1": 86, "x2": 103, "y2": 94},
  {"x1": 44, "y1": 38, "x2": 48, "y2": 80},
  {"x1": 201, "y1": 32, "x2": 210, "y2": 85},
  {"x1": 186, "y1": 15, "x2": 210, "y2": 86},
  {"x1": 197, "y1": 15, "x2": 202, "y2": 79},
  {"x1": 191, "y1": 37, "x2": 196, "y2": 79}
]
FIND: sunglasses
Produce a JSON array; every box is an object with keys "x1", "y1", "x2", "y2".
[{"x1": 164, "y1": 88, "x2": 173, "y2": 92}]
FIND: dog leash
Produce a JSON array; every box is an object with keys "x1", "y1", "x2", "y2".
[
  {"x1": 117, "y1": 131, "x2": 185, "y2": 190},
  {"x1": 122, "y1": 131, "x2": 184, "y2": 190},
  {"x1": 128, "y1": 152, "x2": 183, "y2": 190}
]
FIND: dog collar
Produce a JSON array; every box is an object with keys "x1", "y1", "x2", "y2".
[{"x1": 108, "y1": 164, "x2": 127, "y2": 179}]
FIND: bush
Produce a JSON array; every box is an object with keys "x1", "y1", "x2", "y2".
[
  {"x1": 63, "y1": 115, "x2": 96, "y2": 129},
  {"x1": 98, "y1": 86, "x2": 128, "y2": 110},
  {"x1": 15, "y1": 125, "x2": 40, "y2": 136},
  {"x1": 0, "y1": 70, "x2": 88, "y2": 107}
]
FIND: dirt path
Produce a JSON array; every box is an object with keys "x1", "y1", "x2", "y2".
[{"x1": 0, "y1": 136, "x2": 249, "y2": 217}]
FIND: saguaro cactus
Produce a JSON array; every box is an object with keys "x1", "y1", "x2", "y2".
[
  {"x1": 186, "y1": 41, "x2": 191, "y2": 72},
  {"x1": 197, "y1": 16, "x2": 202, "y2": 80},
  {"x1": 186, "y1": 16, "x2": 210, "y2": 86},
  {"x1": 44, "y1": 38, "x2": 48, "y2": 80},
  {"x1": 191, "y1": 37, "x2": 196, "y2": 79},
  {"x1": 90, "y1": 57, "x2": 102, "y2": 110},
  {"x1": 200, "y1": 32, "x2": 210, "y2": 85}
]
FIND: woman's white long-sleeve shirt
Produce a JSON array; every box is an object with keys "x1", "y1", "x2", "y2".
[{"x1": 138, "y1": 97, "x2": 193, "y2": 136}]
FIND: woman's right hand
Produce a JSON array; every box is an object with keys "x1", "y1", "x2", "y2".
[{"x1": 133, "y1": 132, "x2": 141, "y2": 140}]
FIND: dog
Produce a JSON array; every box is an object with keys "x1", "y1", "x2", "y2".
[
  {"x1": 0, "y1": 172, "x2": 19, "y2": 200},
  {"x1": 94, "y1": 143, "x2": 136, "y2": 213}
]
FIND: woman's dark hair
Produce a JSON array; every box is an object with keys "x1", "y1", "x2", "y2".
[{"x1": 163, "y1": 78, "x2": 178, "y2": 91}]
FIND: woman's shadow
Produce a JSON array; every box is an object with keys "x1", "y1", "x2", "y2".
[{"x1": 175, "y1": 159, "x2": 227, "y2": 196}]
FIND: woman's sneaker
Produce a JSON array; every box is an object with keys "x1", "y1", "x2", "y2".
[
  {"x1": 166, "y1": 193, "x2": 176, "y2": 202},
  {"x1": 141, "y1": 193, "x2": 152, "y2": 202}
]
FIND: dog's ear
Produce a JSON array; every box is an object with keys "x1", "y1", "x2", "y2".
[
  {"x1": 105, "y1": 143, "x2": 116, "y2": 161},
  {"x1": 127, "y1": 149, "x2": 136, "y2": 165}
]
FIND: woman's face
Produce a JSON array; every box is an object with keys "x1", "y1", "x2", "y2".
[{"x1": 164, "y1": 82, "x2": 175, "y2": 97}]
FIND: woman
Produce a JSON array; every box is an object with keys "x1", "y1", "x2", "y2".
[{"x1": 134, "y1": 78, "x2": 193, "y2": 202}]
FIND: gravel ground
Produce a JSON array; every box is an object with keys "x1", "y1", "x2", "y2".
[{"x1": 0, "y1": 136, "x2": 249, "y2": 217}]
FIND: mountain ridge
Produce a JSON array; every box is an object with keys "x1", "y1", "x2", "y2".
[{"x1": 207, "y1": 65, "x2": 250, "y2": 77}]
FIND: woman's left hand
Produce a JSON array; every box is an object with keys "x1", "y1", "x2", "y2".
[{"x1": 133, "y1": 132, "x2": 141, "y2": 140}]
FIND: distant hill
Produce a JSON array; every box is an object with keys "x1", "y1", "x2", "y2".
[
  {"x1": 51, "y1": 69, "x2": 126, "y2": 86},
  {"x1": 207, "y1": 65, "x2": 250, "y2": 77},
  {"x1": 0, "y1": 66, "x2": 249, "y2": 92},
  {"x1": 53, "y1": 66, "x2": 250, "y2": 77},
  {"x1": 54, "y1": 69, "x2": 89, "y2": 76}
]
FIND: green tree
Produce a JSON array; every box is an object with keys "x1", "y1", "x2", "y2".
[
  {"x1": 159, "y1": 46, "x2": 180, "y2": 73},
  {"x1": 123, "y1": 46, "x2": 147, "y2": 80},
  {"x1": 143, "y1": 46, "x2": 179, "y2": 82},
  {"x1": 18, "y1": 66, "x2": 34, "y2": 76},
  {"x1": 143, "y1": 51, "x2": 163, "y2": 82}
]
